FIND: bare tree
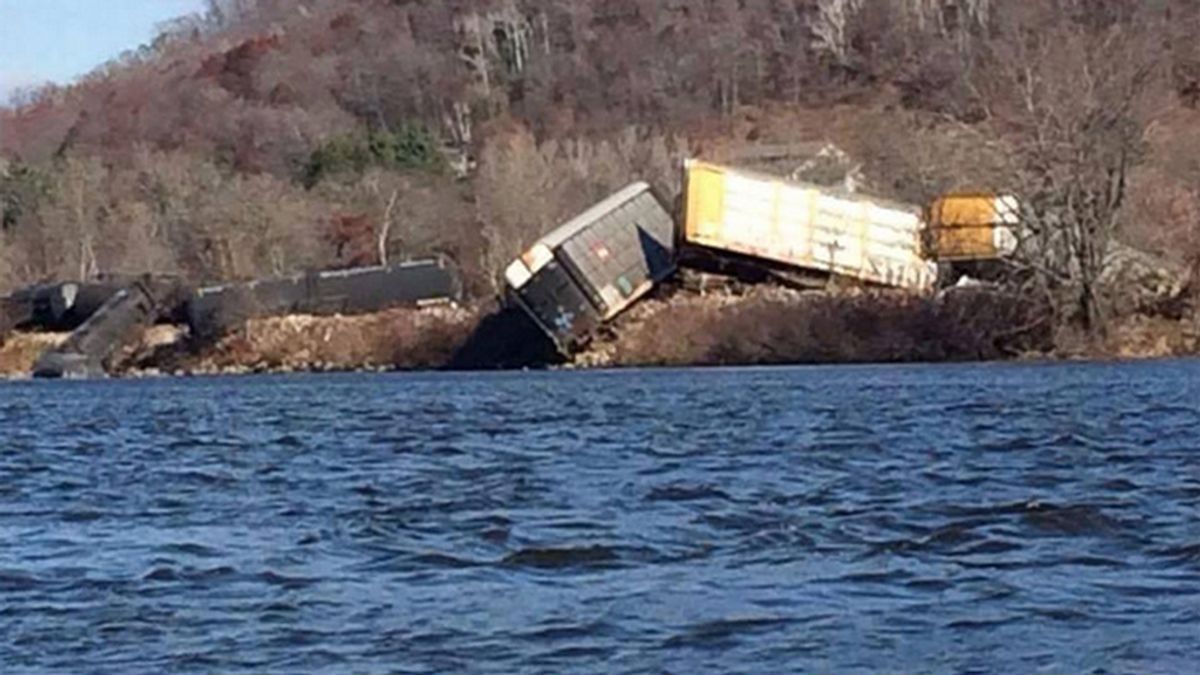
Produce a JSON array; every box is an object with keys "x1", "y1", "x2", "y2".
[
  {"x1": 811, "y1": 0, "x2": 864, "y2": 69},
  {"x1": 373, "y1": 181, "x2": 400, "y2": 267},
  {"x1": 41, "y1": 156, "x2": 107, "y2": 280},
  {"x1": 976, "y1": 5, "x2": 1167, "y2": 335}
]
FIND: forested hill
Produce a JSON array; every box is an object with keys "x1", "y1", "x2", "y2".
[{"x1": 2, "y1": 0, "x2": 1199, "y2": 298}]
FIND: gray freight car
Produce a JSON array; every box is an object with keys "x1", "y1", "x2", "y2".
[
  {"x1": 0, "y1": 281, "x2": 125, "y2": 333},
  {"x1": 32, "y1": 279, "x2": 183, "y2": 379},
  {"x1": 187, "y1": 259, "x2": 460, "y2": 340},
  {"x1": 504, "y1": 183, "x2": 677, "y2": 353}
]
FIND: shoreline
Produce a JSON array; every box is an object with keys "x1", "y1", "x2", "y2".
[
  {"x1": 2, "y1": 289, "x2": 1195, "y2": 380},
  {"x1": 3, "y1": 350, "x2": 1195, "y2": 382}
]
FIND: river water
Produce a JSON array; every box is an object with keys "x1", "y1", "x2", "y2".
[{"x1": 1, "y1": 363, "x2": 1198, "y2": 673}]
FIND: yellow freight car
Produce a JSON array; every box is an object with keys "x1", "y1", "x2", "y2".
[
  {"x1": 923, "y1": 194, "x2": 1020, "y2": 262},
  {"x1": 682, "y1": 160, "x2": 939, "y2": 292}
]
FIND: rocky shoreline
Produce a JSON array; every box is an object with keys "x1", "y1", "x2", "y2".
[{"x1": 2, "y1": 285, "x2": 1196, "y2": 380}]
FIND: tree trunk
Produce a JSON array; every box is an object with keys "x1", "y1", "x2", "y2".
[{"x1": 377, "y1": 189, "x2": 400, "y2": 267}]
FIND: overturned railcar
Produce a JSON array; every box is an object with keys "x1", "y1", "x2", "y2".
[
  {"x1": 187, "y1": 259, "x2": 460, "y2": 340},
  {"x1": 504, "y1": 183, "x2": 677, "y2": 353},
  {"x1": 923, "y1": 194, "x2": 1021, "y2": 262},
  {"x1": 682, "y1": 160, "x2": 938, "y2": 292},
  {"x1": 33, "y1": 280, "x2": 178, "y2": 379},
  {"x1": 0, "y1": 281, "x2": 124, "y2": 334}
]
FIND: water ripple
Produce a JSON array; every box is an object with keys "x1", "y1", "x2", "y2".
[{"x1": 1, "y1": 362, "x2": 1198, "y2": 672}]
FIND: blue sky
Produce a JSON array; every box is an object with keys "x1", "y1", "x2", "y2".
[{"x1": 0, "y1": 0, "x2": 205, "y2": 101}]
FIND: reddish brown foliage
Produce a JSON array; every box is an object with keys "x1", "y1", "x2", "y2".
[
  {"x1": 325, "y1": 213, "x2": 377, "y2": 268},
  {"x1": 196, "y1": 34, "x2": 283, "y2": 100}
]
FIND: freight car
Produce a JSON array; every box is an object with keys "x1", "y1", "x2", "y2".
[
  {"x1": 0, "y1": 281, "x2": 124, "y2": 333},
  {"x1": 32, "y1": 279, "x2": 174, "y2": 379},
  {"x1": 923, "y1": 193, "x2": 1021, "y2": 262},
  {"x1": 187, "y1": 259, "x2": 461, "y2": 340},
  {"x1": 681, "y1": 160, "x2": 939, "y2": 292},
  {"x1": 504, "y1": 183, "x2": 677, "y2": 354}
]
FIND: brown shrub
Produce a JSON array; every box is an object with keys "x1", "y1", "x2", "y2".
[
  {"x1": 589, "y1": 286, "x2": 1052, "y2": 368},
  {"x1": 325, "y1": 213, "x2": 376, "y2": 268}
]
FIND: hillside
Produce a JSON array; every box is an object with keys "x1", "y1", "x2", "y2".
[{"x1": 2, "y1": 0, "x2": 1199, "y2": 339}]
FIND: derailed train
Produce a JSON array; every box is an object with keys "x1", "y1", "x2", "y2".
[
  {"x1": 504, "y1": 183, "x2": 678, "y2": 354},
  {"x1": 682, "y1": 160, "x2": 939, "y2": 292},
  {"x1": 5, "y1": 261, "x2": 461, "y2": 378},
  {"x1": 506, "y1": 159, "x2": 1020, "y2": 354},
  {"x1": 0, "y1": 158, "x2": 1017, "y2": 374}
]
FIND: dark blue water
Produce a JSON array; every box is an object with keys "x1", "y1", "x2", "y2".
[{"x1": 2, "y1": 363, "x2": 1199, "y2": 673}]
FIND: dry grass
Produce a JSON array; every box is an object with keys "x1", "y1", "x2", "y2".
[{"x1": 0, "y1": 332, "x2": 69, "y2": 377}]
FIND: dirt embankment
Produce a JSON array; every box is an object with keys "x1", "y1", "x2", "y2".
[
  {"x1": 2, "y1": 287, "x2": 1197, "y2": 379},
  {"x1": 126, "y1": 305, "x2": 480, "y2": 376},
  {"x1": 0, "y1": 304, "x2": 492, "y2": 379}
]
